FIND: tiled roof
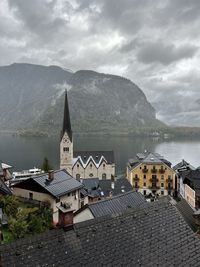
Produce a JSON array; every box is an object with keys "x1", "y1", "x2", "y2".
[
  {"x1": 173, "y1": 159, "x2": 195, "y2": 171},
  {"x1": 128, "y1": 151, "x2": 172, "y2": 169},
  {"x1": 81, "y1": 178, "x2": 133, "y2": 198},
  {"x1": 14, "y1": 170, "x2": 83, "y2": 198},
  {"x1": 176, "y1": 197, "x2": 197, "y2": 232},
  {"x1": 1, "y1": 200, "x2": 200, "y2": 266},
  {"x1": 78, "y1": 191, "x2": 146, "y2": 218},
  {"x1": 33, "y1": 169, "x2": 83, "y2": 197},
  {"x1": 73, "y1": 150, "x2": 114, "y2": 164}
]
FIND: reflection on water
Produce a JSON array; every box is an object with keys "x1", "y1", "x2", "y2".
[{"x1": 1, "y1": 133, "x2": 200, "y2": 174}]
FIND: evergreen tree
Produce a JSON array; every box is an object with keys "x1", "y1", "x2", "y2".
[{"x1": 41, "y1": 157, "x2": 52, "y2": 172}]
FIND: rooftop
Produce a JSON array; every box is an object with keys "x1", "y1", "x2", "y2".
[
  {"x1": 128, "y1": 151, "x2": 172, "y2": 169},
  {"x1": 1, "y1": 199, "x2": 200, "y2": 266},
  {"x1": 76, "y1": 191, "x2": 146, "y2": 218},
  {"x1": 13, "y1": 169, "x2": 83, "y2": 198},
  {"x1": 73, "y1": 150, "x2": 114, "y2": 165}
]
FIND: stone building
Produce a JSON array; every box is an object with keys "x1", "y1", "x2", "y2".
[{"x1": 60, "y1": 91, "x2": 115, "y2": 179}]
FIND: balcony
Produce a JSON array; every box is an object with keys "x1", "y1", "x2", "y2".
[
  {"x1": 159, "y1": 169, "x2": 165, "y2": 174},
  {"x1": 133, "y1": 176, "x2": 139, "y2": 181},
  {"x1": 167, "y1": 177, "x2": 173, "y2": 183},
  {"x1": 149, "y1": 178, "x2": 158, "y2": 183},
  {"x1": 142, "y1": 168, "x2": 148, "y2": 173},
  {"x1": 151, "y1": 168, "x2": 157, "y2": 173}
]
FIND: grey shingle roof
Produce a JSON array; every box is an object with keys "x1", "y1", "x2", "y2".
[
  {"x1": 80, "y1": 191, "x2": 146, "y2": 218},
  {"x1": 81, "y1": 178, "x2": 133, "y2": 198},
  {"x1": 128, "y1": 151, "x2": 172, "y2": 169},
  {"x1": 173, "y1": 159, "x2": 195, "y2": 171},
  {"x1": 32, "y1": 169, "x2": 83, "y2": 198},
  {"x1": 1, "y1": 199, "x2": 200, "y2": 266}
]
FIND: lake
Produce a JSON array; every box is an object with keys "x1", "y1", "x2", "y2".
[{"x1": 1, "y1": 133, "x2": 200, "y2": 174}]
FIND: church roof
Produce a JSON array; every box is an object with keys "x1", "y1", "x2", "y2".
[
  {"x1": 61, "y1": 91, "x2": 72, "y2": 142},
  {"x1": 73, "y1": 151, "x2": 114, "y2": 167}
]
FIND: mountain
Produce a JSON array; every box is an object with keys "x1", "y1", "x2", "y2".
[{"x1": 0, "y1": 63, "x2": 164, "y2": 135}]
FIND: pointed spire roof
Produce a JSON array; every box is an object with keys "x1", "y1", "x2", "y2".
[{"x1": 61, "y1": 90, "x2": 72, "y2": 142}]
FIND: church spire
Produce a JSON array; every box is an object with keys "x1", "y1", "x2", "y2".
[{"x1": 61, "y1": 90, "x2": 72, "y2": 142}]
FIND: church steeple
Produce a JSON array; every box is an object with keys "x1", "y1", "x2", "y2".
[
  {"x1": 60, "y1": 90, "x2": 73, "y2": 174},
  {"x1": 61, "y1": 90, "x2": 72, "y2": 142}
]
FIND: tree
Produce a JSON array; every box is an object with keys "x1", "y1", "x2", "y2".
[{"x1": 41, "y1": 157, "x2": 52, "y2": 172}]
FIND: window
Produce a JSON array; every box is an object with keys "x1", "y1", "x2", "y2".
[
  {"x1": 144, "y1": 175, "x2": 146, "y2": 179},
  {"x1": 89, "y1": 173, "x2": 93, "y2": 177},
  {"x1": 103, "y1": 163, "x2": 105, "y2": 168},
  {"x1": 102, "y1": 173, "x2": 107, "y2": 180},
  {"x1": 63, "y1": 147, "x2": 69, "y2": 152},
  {"x1": 81, "y1": 201, "x2": 84, "y2": 208},
  {"x1": 29, "y1": 192, "x2": 33, "y2": 200},
  {"x1": 135, "y1": 174, "x2": 138, "y2": 178},
  {"x1": 135, "y1": 182, "x2": 138, "y2": 188},
  {"x1": 144, "y1": 182, "x2": 146, "y2": 187},
  {"x1": 161, "y1": 191, "x2": 164, "y2": 195},
  {"x1": 76, "y1": 174, "x2": 80, "y2": 179},
  {"x1": 143, "y1": 190, "x2": 146, "y2": 196},
  {"x1": 161, "y1": 175, "x2": 164, "y2": 180},
  {"x1": 67, "y1": 193, "x2": 71, "y2": 197},
  {"x1": 77, "y1": 164, "x2": 79, "y2": 168},
  {"x1": 144, "y1": 165, "x2": 147, "y2": 169},
  {"x1": 56, "y1": 198, "x2": 60, "y2": 203},
  {"x1": 72, "y1": 191, "x2": 76, "y2": 196},
  {"x1": 161, "y1": 183, "x2": 164, "y2": 187},
  {"x1": 90, "y1": 164, "x2": 92, "y2": 168}
]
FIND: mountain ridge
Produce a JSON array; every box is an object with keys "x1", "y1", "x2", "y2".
[{"x1": 0, "y1": 63, "x2": 165, "y2": 135}]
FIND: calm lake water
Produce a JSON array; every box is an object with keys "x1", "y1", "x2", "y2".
[{"x1": 1, "y1": 134, "x2": 200, "y2": 175}]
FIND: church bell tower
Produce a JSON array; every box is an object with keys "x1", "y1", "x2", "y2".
[{"x1": 60, "y1": 91, "x2": 73, "y2": 175}]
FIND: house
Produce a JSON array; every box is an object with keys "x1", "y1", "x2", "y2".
[
  {"x1": 80, "y1": 177, "x2": 133, "y2": 202},
  {"x1": 74, "y1": 191, "x2": 146, "y2": 223},
  {"x1": 12, "y1": 169, "x2": 83, "y2": 225},
  {"x1": 178, "y1": 168, "x2": 200, "y2": 210},
  {"x1": 173, "y1": 159, "x2": 195, "y2": 199},
  {"x1": 1, "y1": 199, "x2": 200, "y2": 266},
  {"x1": 126, "y1": 151, "x2": 176, "y2": 197},
  {"x1": 60, "y1": 91, "x2": 115, "y2": 179}
]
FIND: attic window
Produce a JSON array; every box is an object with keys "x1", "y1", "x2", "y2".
[{"x1": 77, "y1": 164, "x2": 79, "y2": 168}]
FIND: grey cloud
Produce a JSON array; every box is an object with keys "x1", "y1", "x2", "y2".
[
  {"x1": 7, "y1": 0, "x2": 68, "y2": 40},
  {"x1": 137, "y1": 42, "x2": 198, "y2": 65}
]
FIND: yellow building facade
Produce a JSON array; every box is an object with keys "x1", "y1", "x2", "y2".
[{"x1": 127, "y1": 152, "x2": 176, "y2": 197}]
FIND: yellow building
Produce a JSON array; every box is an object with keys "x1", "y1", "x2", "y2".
[{"x1": 126, "y1": 152, "x2": 176, "y2": 197}]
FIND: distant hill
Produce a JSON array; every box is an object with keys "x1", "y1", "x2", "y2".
[{"x1": 0, "y1": 63, "x2": 165, "y2": 135}]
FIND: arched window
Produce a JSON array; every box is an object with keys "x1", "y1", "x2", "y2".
[
  {"x1": 102, "y1": 173, "x2": 106, "y2": 180},
  {"x1": 89, "y1": 173, "x2": 93, "y2": 177}
]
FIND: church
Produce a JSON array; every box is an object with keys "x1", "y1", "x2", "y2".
[{"x1": 60, "y1": 92, "x2": 115, "y2": 180}]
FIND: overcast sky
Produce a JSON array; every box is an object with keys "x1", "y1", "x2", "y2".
[{"x1": 1, "y1": 0, "x2": 200, "y2": 125}]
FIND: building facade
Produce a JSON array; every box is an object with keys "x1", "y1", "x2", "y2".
[
  {"x1": 127, "y1": 152, "x2": 175, "y2": 197},
  {"x1": 60, "y1": 91, "x2": 115, "y2": 179}
]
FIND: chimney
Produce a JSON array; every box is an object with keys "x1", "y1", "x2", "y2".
[{"x1": 48, "y1": 170, "x2": 54, "y2": 181}]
